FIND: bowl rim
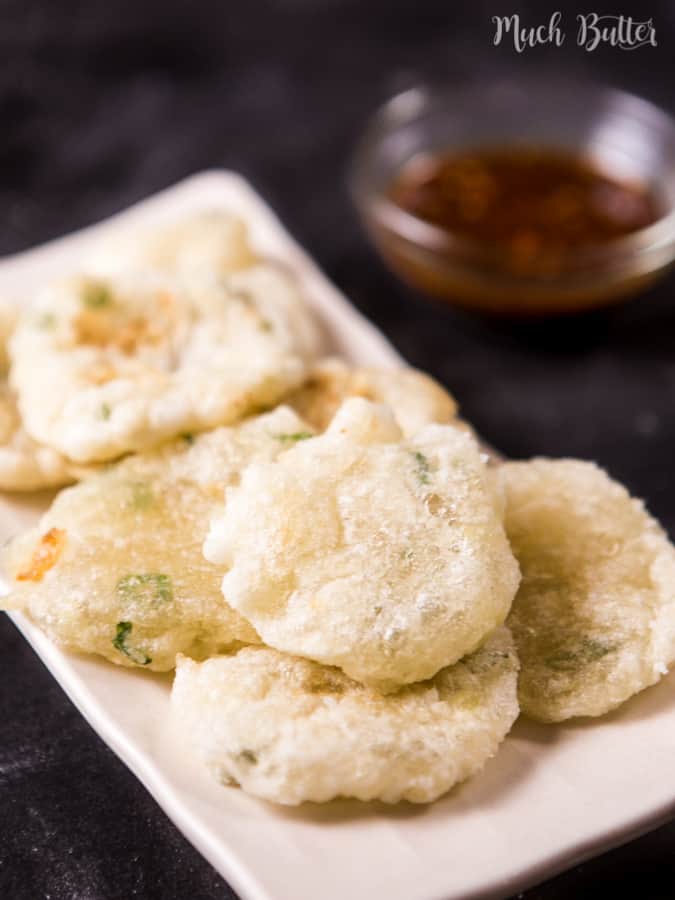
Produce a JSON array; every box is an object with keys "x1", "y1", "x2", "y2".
[{"x1": 350, "y1": 78, "x2": 675, "y2": 280}]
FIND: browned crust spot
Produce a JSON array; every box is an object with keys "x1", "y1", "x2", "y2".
[{"x1": 17, "y1": 527, "x2": 67, "y2": 582}]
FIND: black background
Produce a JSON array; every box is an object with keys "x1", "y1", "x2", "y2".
[{"x1": 1, "y1": 1, "x2": 674, "y2": 898}]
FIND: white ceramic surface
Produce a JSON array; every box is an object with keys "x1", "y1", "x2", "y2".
[{"x1": 3, "y1": 172, "x2": 675, "y2": 900}]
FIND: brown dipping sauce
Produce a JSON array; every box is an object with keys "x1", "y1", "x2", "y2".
[{"x1": 386, "y1": 146, "x2": 663, "y2": 312}]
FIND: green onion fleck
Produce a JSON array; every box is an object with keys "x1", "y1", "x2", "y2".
[
  {"x1": 116, "y1": 573, "x2": 173, "y2": 605},
  {"x1": 545, "y1": 639, "x2": 616, "y2": 672},
  {"x1": 112, "y1": 621, "x2": 152, "y2": 666},
  {"x1": 275, "y1": 432, "x2": 313, "y2": 444},
  {"x1": 412, "y1": 451, "x2": 431, "y2": 485},
  {"x1": 82, "y1": 282, "x2": 112, "y2": 309}
]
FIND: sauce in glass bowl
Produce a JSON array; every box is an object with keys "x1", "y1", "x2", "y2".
[
  {"x1": 351, "y1": 82, "x2": 675, "y2": 317},
  {"x1": 388, "y1": 146, "x2": 662, "y2": 282}
]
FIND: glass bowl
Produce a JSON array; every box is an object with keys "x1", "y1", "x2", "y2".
[{"x1": 350, "y1": 79, "x2": 675, "y2": 316}]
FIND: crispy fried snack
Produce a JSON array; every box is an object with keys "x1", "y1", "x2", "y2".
[
  {"x1": 502, "y1": 458, "x2": 675, "y2": 722},
  {"x1": 171, "y1": 627, "x2": 519, "y2": 805},
  {"x1": 0, "y1": 300, "x2": 83, "y2": 491},
  {"x1": 1, "y1": 407, "x2": 315, "y2": 670},
  {"x1": 285, "y1": 357, "x2": 457, "y2": 436},
  {"x1": 86, "y1": 211, "x2": 256, "y2": 279},
  {"x1": 205, "y1": 398, "x2": 520, "y2": 691},
  {"x1": 10, "y1": 266, "x2": 320, "y2": 462}
]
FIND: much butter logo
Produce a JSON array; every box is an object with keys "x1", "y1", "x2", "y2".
[{"x1": 492, "y1": 12, "x2": 657, "y2": 52}]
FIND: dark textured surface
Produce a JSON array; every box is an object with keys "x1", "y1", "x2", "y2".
[{"x1": 1, "y1": 1, "x2": 674, "y2": 897}]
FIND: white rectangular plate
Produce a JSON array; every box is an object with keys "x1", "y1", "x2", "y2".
[{"x1": 3, "y1": 172, "x2": 675, "y2": 900}]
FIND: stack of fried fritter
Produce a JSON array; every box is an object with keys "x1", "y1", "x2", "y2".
[{"x1": 3, "y1": 213, "x2": 674, "y2": 806}]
